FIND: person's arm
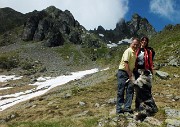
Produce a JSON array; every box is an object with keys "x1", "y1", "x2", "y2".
[
  {"x1": 148, "y1": 47, "x2": 155, "y2": 60},
  {"x1": 124, "y1": 61, "x2": 132, "y2": 79}
]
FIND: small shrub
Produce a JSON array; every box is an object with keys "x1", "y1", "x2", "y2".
[
  {"x1": 0, "y1": 53, "x2": 19, "y2": 69},
  {"x1": 21, "y1": 61, "x2": 34, "y2": 70}
]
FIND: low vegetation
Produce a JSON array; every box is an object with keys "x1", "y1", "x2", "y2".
[
  {"x1": 0, "y1": 52, "x2": 19, "y2": 69},
  {"x1": 0, "y1": 22, "x2": 179, "y2": 127}
]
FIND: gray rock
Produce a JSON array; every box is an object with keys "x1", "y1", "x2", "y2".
[
  {"x1": 127, "y1": 122, "x2": 137, "y2": 127},
  {"x1": 79, "y1": 101, "x2": 86, "y2": 106},
  {"x1": 63, "y1": 93, "x2": 71, "y2": 98},
  {"x1": 168, "y1": 58, "x2": 179, "y2": 67},
  {"x1": 156, "y1": 70, "x2": 169, "y2": 79},
  {"x1": 174, "y1": 74, "x2": 179, "y2": 78},
  {"x1": 0, "y1": 119, "x2": 6, "y2": 123},
  {"x1": 74, "y1": 110, "x2": 89, "y2": 117},
  {"x1": 173, "y1": 96, "x2": 180, "y2": 101},
  {"x1": 94, "y1": 103, "x2": 100, "y2": 108},
  {"x1": 165, "y1": 119, "x2": 180, "y2": 127},
  {"x1": 165, "y1": 108, "x2": 180, "y2": 119},
  {"x1": 107, "y1": 98, "x2": 117, "y2": 104},
  {"x1": 144, "y1": 117, "x2": 162, "y2": 126}
]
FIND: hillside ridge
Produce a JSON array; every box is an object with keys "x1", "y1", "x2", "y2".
[{"x1": 0, "y1": 6, "x2": 179, "y2": 127}]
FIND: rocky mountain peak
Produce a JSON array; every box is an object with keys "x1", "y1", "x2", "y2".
[
  {"x1": 91, "y1": 13, "x2": 156, "y2": 43},
  {"x1": 44, "y1": 6, "x2": 61, "y2": 13},
  {"x1": 96, "y1": 25, "x2": 105, "y2": 33},
  {"x1": 127, "y1": 13, "x2": 156, "y2": 37},
  {"x1": 132, "y1": 13, "x2": 141, "y2": 20},
  {"x1": 21, "y1": 6, "x2": 83, "y2": 47}
]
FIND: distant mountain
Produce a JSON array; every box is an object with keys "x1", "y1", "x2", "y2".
[
  {"x1": 0, "y1": 6, "x2": 177, "y2": 74},
  {"x1": 0, "y1": 7, "x2": 26, "y2": 33},
  {"x1": 0, "y1": 6, "x2": 156, "y2": 46},
  {"x1": 0, "y1": 6, "x2": 105, "y2": 48},
  {"x1": 90, "y1": 13, "x2": 156, "y2": 43}
]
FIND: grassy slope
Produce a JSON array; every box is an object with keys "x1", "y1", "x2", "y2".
[
  {"x1": 150, "y1": 25, "x2": 180, "y2": 63},
  {"x1": 0, "y1": 25, "x2": 180, "y2": 127},
  {"x1": 150, "y1": 24, "x2": 180, "y2": 112}
]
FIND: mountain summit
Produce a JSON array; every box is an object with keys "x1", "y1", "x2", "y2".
[
  {"x1": 91, "y1": 13, "x2": 156, "y2": 43},
  {"x1": 0, "y1": 6, "x2": 156, "y2": 45}
]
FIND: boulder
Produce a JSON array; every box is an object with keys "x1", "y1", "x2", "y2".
[{"x1": 155, "y1": 70, "x2": 169, "y2": 79}]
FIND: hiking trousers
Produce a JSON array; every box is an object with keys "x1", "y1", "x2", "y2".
[{"x1": 116, "y1": 70, "x2": 134, "y2": 114}]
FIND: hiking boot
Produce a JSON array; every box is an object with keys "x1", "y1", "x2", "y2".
[{"x1": 135, "y1": 110, "x2": 147, "y2": 121}]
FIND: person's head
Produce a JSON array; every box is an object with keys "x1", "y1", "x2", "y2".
[
  {"x1": 140, "y1": 36, "x2": 149, "y2": 48},
  {"x1": 130, "y1": 38, "x2": 140, "y2": 51}
]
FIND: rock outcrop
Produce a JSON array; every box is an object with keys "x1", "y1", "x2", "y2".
[
  {"x1": 0, "y1": 6, "x2": 157, "y2": 47},
  {"x1": 91, "y1": 13, "x2": 156, "y2": 43},
  {"x1": 21, "y1": 6, "x2": 104, "y2": 48},
  {"x1": 22, "y1": 6, "x2": 83, "y2": 47}
]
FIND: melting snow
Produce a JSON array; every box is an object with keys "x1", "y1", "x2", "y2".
[
  {"x1": 0, "y1": 68, "x2": 108, "y2": 111},
  {"x1": 107, "y1": 38, "x2": 132, "y2": 48},
  {"x1": 0, "y1": 75, "x2": 23, "y2": 82},
  {"x1": 0, "y1": 87, "x2": 13, "y2": 90}
]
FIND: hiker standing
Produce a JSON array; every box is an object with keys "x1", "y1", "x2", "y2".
[
  {"x1": 116, "y1": 38, "x2": 140, "y2": 114},
  {"x1": 134, "y1": 36, "x2": 158, "y2": 115}
]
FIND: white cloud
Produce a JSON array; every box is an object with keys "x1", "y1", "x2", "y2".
[
  {"x1": 0, "y1": 0, "x2": 129, "y2": 30},
  {"x1": 150, "y1": 0, "x2": 180, "y2": 21}
]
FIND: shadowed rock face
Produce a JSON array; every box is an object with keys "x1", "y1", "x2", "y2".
[{"x1": 21, "y1": 6, "x2": 82, "y2": 47}]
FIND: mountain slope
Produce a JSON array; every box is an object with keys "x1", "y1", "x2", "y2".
[
  {"x1": 0, "y1": 25, "x2": 179, "y2": 127},
  {"x1": 0, "y1": 7, "x2": 26, "y2": 34},
  {"x1": 150, "y1": 24, "x2": 180, "y2": 66},
  {"x1": 0, "y1": 6, "x2": 179, "y2": 127}
]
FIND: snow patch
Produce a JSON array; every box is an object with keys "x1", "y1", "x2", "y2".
[
  {"x1": 0, "y1": 68, "x2": 109, "y2": 111},
  {"x1": 0, "y1": 75, "x2": 23, "y2": 82}
]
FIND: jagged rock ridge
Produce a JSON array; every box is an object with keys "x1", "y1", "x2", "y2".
[
  {"x1": 0, "y1": 6, "x2": 157, "y2": 46},
  {"x1": 22, "y1": 6, "x2": 84, "y2": 47},
  {"x1": 91, "y1": 13, "x2": 156, "y2": 43}
]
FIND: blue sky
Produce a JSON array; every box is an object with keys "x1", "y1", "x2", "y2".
[
  {"x1": 0, "y1": 0, "x2": 179, "y2": 31},
  {"x1": 126, "y1": 0, "x2": 180, "y2": 31}
]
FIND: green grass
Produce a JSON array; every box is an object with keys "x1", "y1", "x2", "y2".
[
  {"x1": 150, "y1": 24, "x2": 180, "y2": 64},
  {"x1": 0, "y1": 22, "x2": 180, "y2": 127},
  {"x1": 0, "y1": 52, "x2": 19, "y2": 69},
  {"x1": 0, "y1": 65, "x2": 179, "y2": 127},
  {"x1": 0, "y1": 26, "x2": 24, "y2": 46},
  {"x1": 53, "y1": 42, "x2": 126, "y2": 67},
  {"x1": 8, "y1": 120, "x2": 74, "y2": 127},
  {"x1": 6, "y1": 117, "x2": 99, "y2": 127}
]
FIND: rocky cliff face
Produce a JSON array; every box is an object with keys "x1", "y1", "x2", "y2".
[
  {"x1": 21, "y1": 6, "x2": 105, "y2": 48},
  {"x1": 22, "y1": 6, "x2": 85, "y2": 47},
  {"x1": 91, "y1": 13, "x2": 156, "y2": 43},
  {"x1": 127, "y1": 13, "x2": 156, "y2": 37}
]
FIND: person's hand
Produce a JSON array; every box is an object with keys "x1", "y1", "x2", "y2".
[
  {"x1": 130, "y1": 74, "x2": 135, "y2": 83},
  {"x1": 128, "y1": 72, "x2": 132, "y2": 79}
]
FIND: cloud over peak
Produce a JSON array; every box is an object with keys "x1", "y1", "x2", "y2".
[
  {"x1": 150, "y1": 0, "x2": 180, "y2": 21},
  {"x1": 0, "y1": 0, "x2": 129, "y2": 30},
  {"x1": 60, "y1": 0, "x2": 129, "y2": 30}
]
